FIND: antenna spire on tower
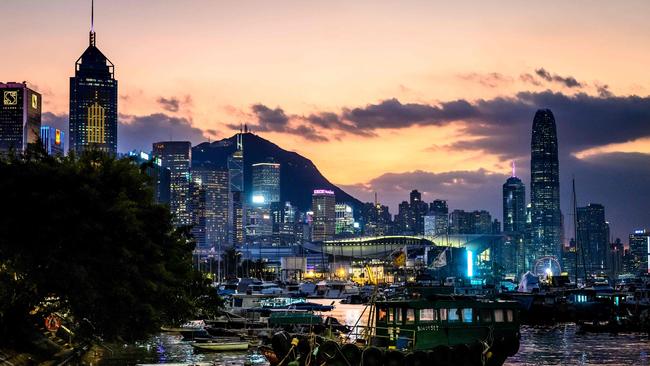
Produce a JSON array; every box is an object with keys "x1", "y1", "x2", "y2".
[
  {"x1": 511, "y1": 160, "x2": 516, "y2": 177},
  {"x1": 89, "y1": 0, "x2": 96, "y2": 46}
]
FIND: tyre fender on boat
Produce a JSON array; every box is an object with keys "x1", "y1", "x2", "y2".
[
  {"x1": 361, "y1": 346, "x2": 383, "y2": 366},
  {"x1": 451, "y1": 343, "x2": 471, "y2": 366},
  {"x1": 317, "y1": 340, "x2": 340, "y2": 361},
  {"x1": 271, "y1": 331, "x2": 292, "y2": 363},
  {"x1": 404, "y1": 350, "x2": 428, "y2": 366},
  {"x1": 384, "y1": 350, "x2": 404, "y2": 366},
  {"x1": 429, "y1": 345, "x2": 451, "y2": 366},
  {"x1": 340, "y1": 343, "x2": 361, "y2": 366}
]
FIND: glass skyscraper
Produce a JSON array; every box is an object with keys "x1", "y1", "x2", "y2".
[
  {"x1": 530, "y1": 109, "x2": 562, "y2": 272},
  {"x1": 228, "y1": 133, "x2": 245, "y2": 246},
  {"x1": 69, "y1": 23, "x2": 118, "y2": 154},
  {"x1": 577, "y1": 203, "x2": 608, "y2": 275},
  {"x1": 251, "y1": 162, "x2": 281, "y2": 204},
  {"x1": 152, "y1": 141, "x2": 192, "y2": 226},
  {"x1": 0, "y1": 82, "x2": 41, "y2": 154},
  {"x1": 311, "y1": 189, "x2": 336, "y2": 242}
]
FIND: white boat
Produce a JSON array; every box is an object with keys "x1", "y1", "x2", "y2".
[{"x1": 315, "y1": 280, "x2": 360, "y2": 299}]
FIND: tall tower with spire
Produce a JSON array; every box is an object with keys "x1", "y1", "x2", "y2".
[
  {"x1": 228, "y1": 131, "x2": 245, "y2": 246},
  {"x1": 69, "y1": 0, "x2": 118, "y2": 155},
  {"x1": 530, "y1": 109, "x2": 562, "y2": 271},
  {"x1": 503, "y1": 161, "x2": 526, "y2": 274}
]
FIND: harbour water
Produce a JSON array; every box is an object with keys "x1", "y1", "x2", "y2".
[{"x1": 99, "y1": 301, "x2": 650, "y2": 365}]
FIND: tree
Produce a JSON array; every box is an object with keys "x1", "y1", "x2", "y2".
[{"x1": 0, "y1": 146, "x2": 219, "y2": 342}]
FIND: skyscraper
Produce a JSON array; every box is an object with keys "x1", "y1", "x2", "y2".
[
  {"x1": 228, "y1": 133, "x2": 245, "y2": 246},
  {"x1": 577, "y1": 203, "x2": 608, "y2": 275},
  {"x1": 311, "y1": 189, "x2": 336, "y2": 241},
  {"x1": 152, "y1": 141, "x2": 192, "y2": 226},
  {"x1": 335, "y1": 203, "x2": 354, "y2": 235},
  {"x1": 191, "y1": 165, "x2": 229, "y2": 249},
  {"x1": 69, "y1": 3, "x2": 118, "y2": 154},
  {"x1": 0, "y1": 82, "x2": 41, "y2": 154},
  {"x1": 502, "y1": 166, "x2": 526, "y2": 275},
  {"x1": 627, "y1": 229, "x2": 650, "y2": 275},
  {"x1": 530, "y1": 109, "x2": 562, "y2": 271},
  {"x1": 251, "y1": 162, "x2": 280, "y2": 204},
  {"x1": 503, "y1": 169, "x2": 526, "y2": 234},
  {"x1": 409, "y1": 189, "x2": 428, "y2": 235},
  {"x1": 40, "y1": 126, "x2": 65, "y2": 156}
]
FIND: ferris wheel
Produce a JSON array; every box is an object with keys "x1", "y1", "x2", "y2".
[{"x1": 533, "y1": 256, "x2": 561, "y2": 277}]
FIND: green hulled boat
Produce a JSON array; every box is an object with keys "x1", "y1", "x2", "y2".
[{"x1": 266, "y1": 294, "x2": 521, "y2": 366}]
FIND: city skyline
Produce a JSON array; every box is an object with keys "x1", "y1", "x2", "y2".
[{"x1": 2, "y1": 0, "x2": 650, "y2": 239}]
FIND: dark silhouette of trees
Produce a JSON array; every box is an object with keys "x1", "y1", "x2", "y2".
[{"x1": 0, "y1": 146, "x2": 220, "y2": 342}]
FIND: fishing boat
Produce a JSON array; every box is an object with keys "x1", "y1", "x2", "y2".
[
  {"x1": 160, "y1": 320, "x2": 210, "y2": 340},
  {"x1": 264, "y1": 293, "x2": 521, "y2": 366},
  {"x1": 191, "y1": 341, "x2": 250, "y2": 352}
]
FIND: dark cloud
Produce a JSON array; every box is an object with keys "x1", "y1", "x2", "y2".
[
  {"x1": 458, "y1": 72, "x2": 513, "y2": 88},
  {"x1": 519, "y1": 73, "x2": 542, "y2": 86},
  {"x1": 118, "y1": 113, "x2": 207, "y2": 152},
  {"x1": 535, "y1": 68, "x2": 583, "y2": 88},
  {"x1": 230, "y1": 104, "x2": 329, "y2": 142},
  {"x1": 157, "y1": 97, "x2": 181, "y2": 112},
  {"x1": 596, "y1": 84, "x2": 614, "y2": 98}
]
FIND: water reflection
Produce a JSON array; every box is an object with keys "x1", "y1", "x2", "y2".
[{"x1": 100, "y1": 301, "x2": 650, "y2": 365}]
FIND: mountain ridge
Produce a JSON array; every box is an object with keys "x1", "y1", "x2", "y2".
[{"x1": 192, "y1": 133, "x2": 363, "y2": 213}]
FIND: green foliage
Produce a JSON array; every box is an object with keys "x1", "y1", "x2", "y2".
[{"x1": 0, "y1": 145, "x2": 220, "y2": 342}]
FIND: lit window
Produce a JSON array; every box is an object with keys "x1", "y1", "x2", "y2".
[
  {"x1": 395, "y1": 308, "x2": 402, "y2": 323},
  {"x1": 494, "y1": 310, "x2": 505, "y2": 322},
  {"x1": 480, "y1": 309, "x2": 492, "y2": 322},
  {"x1": 506, "y1": 310, "x2": 514, "y2": 322},
  {"x1": 406, "y1": 309, "x2": 415, "y2": 324},
  {"x1": 378, "y1": 308, "x2": 387, "y2": 322},
  {"x1": 462, "y1": 309, "x2": 473, "y2": 323},
  {"x1": 419, "y1": 309, "x2": 436, "y2": 322},
  {"x1": 448, "y1": 308, "x2": 460, "y2": 322}
]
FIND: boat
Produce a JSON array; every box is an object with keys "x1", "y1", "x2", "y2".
[
  {"x1": 160, "y1": 320, "x2": 210, "y2": 340},
  {"x1": 264, "y1": 293, "x2": 521, "y2": 366},
  {"x1": 315, "y1": 280, "x2": 360, "y2": 299},
  {"x1": 191, "y1": 341, "x2": 250, "y2": 352}
]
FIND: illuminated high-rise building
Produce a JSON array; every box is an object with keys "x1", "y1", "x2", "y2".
[
  {"x1": 335, "y1": 203, "x2": 354, "y2": 235},
  {"x1": 191, "y1": 165, "x2": 229, "y2": 248},
  {"x1": 40, "y1": 126, "x2": 65, "y2": 156},
  {"x1": 311, "y1": 189, "x2": 336, "y2": 242},
  {"x1": 530, "y1": 109, "x2": 562, "y2": 270},
  {"x1": 577, "y1": 203, "x2": 608, "y2": 275},
  {"x1": 252, "y1": 162, "x2": 280, "y2": 205},
  {"x1": 0, "y1": 82, "x2": 41, "y2": 154},
  {"x1": 503, "y1": 164, "x2": 526, "y2": 235},
  {"x1": 627, "y1": 229, "x2": 650, "y2": 275},
  {"x1": 152, "y1": 141, "x2": 192, "y2": 226},
  {"x1": 228, "y1": 132, "x2": 245, "y2": 246},
  {"x1": 69, "y1": 2, "x2": 118, "y2": 154}
]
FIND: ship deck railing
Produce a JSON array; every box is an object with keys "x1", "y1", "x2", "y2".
[{"x1": 343, "y1": 324, "x2": 416, "y2": 348}]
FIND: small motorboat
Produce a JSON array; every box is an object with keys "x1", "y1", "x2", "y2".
[{"x1": 191, "y1": 341, "x2": 250, "y2": 352}]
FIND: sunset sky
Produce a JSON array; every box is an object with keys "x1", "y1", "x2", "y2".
[{"x1": 2, "y1": 0, "x2": 650, "y2": 239}]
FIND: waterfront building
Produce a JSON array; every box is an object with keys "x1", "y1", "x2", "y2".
[
  {"x1": 152, "y1": 141, "x2": 192, "y2": 226},
  {"x1": 0, "y1": 82, "x2": 41, "y2": 154},
  {"x1": 251, "y1": 162, "x2": 280, "y2": 205},
  {"x1": 576, "y1": 203, "x2": 608, "y2": 275},
  {"x1": 228, "y1": 133, "x2": 245, "y2": 246},
  {"x1": 530, "y1": 109, "x2": 562, "y2": 272},
  {"x1": 335, "y1": 203, "x2": 354, "y2": 235},
  {"x1": 40, "y1": 126, "x2": 64, "y2": 156},
  {"x1": 69, "y1": 6, "x2": 118, "y2": 155},
  {"x1": 311, "y1": 189, "x2": 336, "y2": 241},
  {"x1": 627, "y1": 229, "x2": 650, "y2": 274}
]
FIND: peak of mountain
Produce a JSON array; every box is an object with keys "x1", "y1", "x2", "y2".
[{"x1": 192, "y1": 133, "x2": 362, "y2": 213}]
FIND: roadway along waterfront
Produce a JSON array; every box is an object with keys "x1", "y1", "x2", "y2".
[{"x1": 99, "y1": 300, "x2": 650, "y2": 365}]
